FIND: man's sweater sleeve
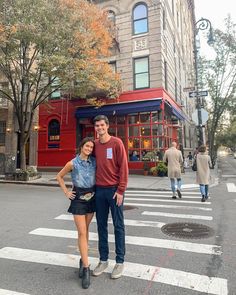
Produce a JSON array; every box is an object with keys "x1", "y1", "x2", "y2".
[{"x1": 116, "y1": 141, "x2": 128, "y2": 195}]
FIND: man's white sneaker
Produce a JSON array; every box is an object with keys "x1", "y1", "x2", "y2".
[
  {"x1": 111, "y1": 263, "x2": 124, "y2": 279},
  {"x1": 92, "y1": 261, "x2": 108, "y2": 276}
]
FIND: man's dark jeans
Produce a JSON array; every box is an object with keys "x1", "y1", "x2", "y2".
[{"x1": 95, "y1": 186, "x2": 125, "y2": 263}]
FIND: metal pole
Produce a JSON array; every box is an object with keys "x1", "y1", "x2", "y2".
[{"x1": 194, "y1": 18, "x2": 214, "y2": 146}]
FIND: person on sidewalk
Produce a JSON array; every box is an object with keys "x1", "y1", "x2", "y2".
[
  {"x1": 163, "y1": 142, "x2": 183, "y2": 199},
  {"x1": 196, "y1": 145, "x2": 212, "y2": 202},
  {"x1": 92, "y1": 115, "x2": 128, "y2": 280},
  {"x1": 56, "y1": 137, "x2": 96, "y2": 289}
]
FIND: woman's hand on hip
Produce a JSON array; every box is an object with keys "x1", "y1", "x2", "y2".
[{"x1": 65, "y1": 190, "x2": 76, "y2": 200}]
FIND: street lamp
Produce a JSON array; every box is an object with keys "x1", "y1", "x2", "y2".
[{"x1": 194, "y1": 18, "x2": 214, "y2": 146}]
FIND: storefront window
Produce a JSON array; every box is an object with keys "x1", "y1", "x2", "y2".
[
  {"x1": 152, "y1": 124, "x2": 163, "y2": 136},
  {"x1": 129, "y1": 126, "x2": 139, "y2": 136},
  {"x1": 153, "y1": 137, "x2": 163, "y2": 149},
  {"x1": 128, "y1": 138, "x2": 140, "y2": 149},
  {"x1": 140, "y1": 126, "x2": 151, "y2": 136},
  {"x1": 128, "y1": 113, "x2": 139, "y2": 124},
  {"x1": 140, "y1": 112, "x2": 150, "y2": 123},
  {"x1": 152, "y1": 111, "x2": 162, "y2": 122},
  {"x1": 141, "y1": 137, "x2": 151, "y2": 149},
  {"x1": 117, "y1": 116, "x2": 125, "y2": 124}
]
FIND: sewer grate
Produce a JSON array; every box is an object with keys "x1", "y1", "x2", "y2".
[
  {"x1": 161, "y1": 222, "x2": 215, "y2": 239},
  {"x1": 123, "y1": 205, "x2": 138, "y2": 211}
]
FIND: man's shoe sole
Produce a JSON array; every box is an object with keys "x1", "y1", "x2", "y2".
[{"x1": 111, "y1": 273, "x2": 122, "y2": 279}]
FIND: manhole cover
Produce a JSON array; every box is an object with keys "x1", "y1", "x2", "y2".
[
  {"x1": 123, "y1": 205, "x2": 138, "y2": 211},
  {"x1": 161, "y1": 222, "x2": 215, "y2": 239}
]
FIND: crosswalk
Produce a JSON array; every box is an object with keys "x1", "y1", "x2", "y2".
[{"x1": 0, "y1": 189, "x2": 228, "y2": 295}]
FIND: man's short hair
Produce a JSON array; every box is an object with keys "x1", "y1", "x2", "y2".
[{"x1": 93, "y1": 115, "x2": 109, "y2": 125}]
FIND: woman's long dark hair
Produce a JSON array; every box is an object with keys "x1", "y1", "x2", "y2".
[{"x1": 77, "y1": 137, "x2": 95, "y2": 155}]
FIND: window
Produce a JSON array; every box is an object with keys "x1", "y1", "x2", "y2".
[
  {"x1": 175, "y1": 77, "x2": 177, "y2": 100},
  {"x1": 0, "y1": 121, "x2": 6, "y2": 145},
  {"x1": 163, "y1": 9, "x2": 166, "y2": 30},
  {"x1": 164, "y1": 60, "x2": 168, "y2": 90},
  {"x1": 133, "y1": 3, "x2": 148, "y2": 35},
  {"x1": 109, "y1": 61, "x2": 117, "y2": 73},
  {"x1": 108, "y1": 10, "x2": 116, "y2": 23},
  {"x1": 50, "y1": 77, "x2": 61, "y2": 100},
  {"x1": 48, "y1": 119, "x2": 60, "y2": 142},
  {"x1": 134, "y1": 57, "x2": 149, "y2": 89}
]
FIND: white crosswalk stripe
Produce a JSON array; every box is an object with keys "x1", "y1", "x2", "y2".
[
  {"x1": 55, "y1": 214, "x2": 166, "y2": 228},
  {"x1": 125, "y1": 202, "x2": 212, "y2": 211},
  {"x1": 142, "y1": 211, "x2": 213, "y2": 220},
  {"x1": 0, "y1": 289, "x2": 30, "y2": 295},
  {"x1": 125, "y1": 197, "x2": 211, "y2": 204},
  {"x1": 29, "y1": 228, "x2": 222, "y2": 255},
  {"x1": 0, "y1": 189, "x2": 227, "y2": 294},
  {"x1": 0, "y1": 247, "x2": 228, "y2": 295}
]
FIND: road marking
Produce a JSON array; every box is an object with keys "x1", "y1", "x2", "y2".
[
  {"x1": 222, "y1": 175, "x2": 236, "y2": 178},
  {"x1": 0, "y1": 289, "x2": 30, "y2": 295},
  {"x1": 29, "y1": 228, "x2": 221, "y2": 255},
  {"x1": 125, "y1": 202, "x2": 212, "y2": 211},
  {"x1": 125, "y1": 197, "x2": 211, "y2": 205},
  {"x1": 226, "y1": 183, "x2": 236, "y2": 192},
  {"x1": 55, "y1": 214, "x2": 166, "y2": 228},
  {"x1": 142, "y1": 211, "x2": 213, "y2": 221},
  {"x1": 0, "y1": 247, "x2": 227, "y2": 295},
  {"x1": 126, "y1": 190, "x2": 200, "y2": 195},
  {"x1": 126, "y1": 193, "x2": 207, "y2": 199}
]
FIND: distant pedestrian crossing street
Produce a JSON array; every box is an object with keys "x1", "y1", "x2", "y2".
[{"x1": 0, "y1": 189, "x2": 228, "y2": 295}]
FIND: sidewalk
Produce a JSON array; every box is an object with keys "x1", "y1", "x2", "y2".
[{"x1": 0, "y1": 167, "x2": 218, "y2": 191}]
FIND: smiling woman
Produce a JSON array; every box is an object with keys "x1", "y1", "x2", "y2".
[{"x1": 56, "y1": 136, "x2": 96, "y2": 289}]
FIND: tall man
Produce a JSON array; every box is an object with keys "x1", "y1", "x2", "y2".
[
  {"x1": 163, "y1": 142, "x2": 183, "y2": 199},
  {"x1": 92, "y1": 115, "x2": 128, "y2": 279}
]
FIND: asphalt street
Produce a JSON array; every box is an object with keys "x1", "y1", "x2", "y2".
[{"x1": 0, "y1": 155, "x2": 235, "y2": 295}]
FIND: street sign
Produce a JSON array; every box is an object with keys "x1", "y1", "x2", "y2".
[
  {"x1": 189, "y1": 90, "x2": 208, "y2": 98},
  {"x1": 183, "y1": 86, "x2": 195, "y2": 92},
  {"x1": 192, "y1": 108, "x2": 209, "y2": 125}
]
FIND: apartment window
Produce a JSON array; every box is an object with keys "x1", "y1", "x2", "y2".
[
  {"x1": 109, "y1": 61, "x2": 117, "y2": 73},
  {"x1": 108, "y1": 10, "x2": 116, "y2": 23},
  {"x1": 0, "y1": 121, "x2": 6, "y2": 145},
  {"x1": 163, "y1": 9, "x2": 166, "y2": 30},
  {"x1": 164, "y1": 60, "x2": 168, "y2": 90},
  {"x1": 50, "y1": 77, "x2": 61, "y2": 100},
  {"x1": 175, "y1": 78, "x2": 177, "y2": 100},
  {"x1": 48, "y1": 119, "x2": 60, "y2": 142},
  {"x1": 134, "y1": 57, "x2": 149, "y2": 89},
  {"x1": 133, "y1": 3, "x2": 148, "y2": 35}
]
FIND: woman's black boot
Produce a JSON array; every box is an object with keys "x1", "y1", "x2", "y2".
[
  {"x1": 79, "y1": 258, "x2": 83, "y2": 278},
  {"x1": 82, "y1": 267, "x2": 90, "y2": 289}
]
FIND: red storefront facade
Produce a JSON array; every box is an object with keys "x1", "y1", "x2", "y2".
[{"x1": 38, "y1": 88, "x2": 186, "y2": 172}]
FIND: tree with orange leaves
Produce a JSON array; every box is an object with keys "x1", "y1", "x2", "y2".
[{"x1": 0, "y1": 0, "x2": 121, "y2": 170}]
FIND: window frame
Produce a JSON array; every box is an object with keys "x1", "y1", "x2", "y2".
[
  {"x1": 133, "y1": 56, "x2": 150, "y2": 90},
  {"x1": 132, "y1": 2, "x2": 149, "y2": 35}
]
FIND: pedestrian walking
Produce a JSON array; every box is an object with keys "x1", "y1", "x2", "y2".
[
  {"x1": 187, "y1": 152, "x2": 193, "y2": 167},
  {"x1": 92, "y1": 115, "x2": 128, "y2": 279},
  {"x1": 163, "y1": 142, "x2": 183, "y2": 199},
  {"x1": 56, "y1": 137, "x2": 96, "y2": 289},
  {"x1": 196, "y1": 145, "x2": 212, "y2": 202}
]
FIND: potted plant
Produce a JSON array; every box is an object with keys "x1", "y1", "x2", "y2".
[
  {"x1": 143, "y1": 161, "x2": 149, "y2": 176},
  {"x1": 156, "y1": 161, "x2": 168, "y2": 177},
  {"x1": 150, "y1": 166, "x2": 158, "y2": 176}
]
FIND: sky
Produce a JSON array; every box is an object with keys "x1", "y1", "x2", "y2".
[
  {"x1": 195, "y1": 0, "x2": 236, "y2": 29},
  {"x1": 194, "y1": 0, "x2": 236, "y2": 57}
]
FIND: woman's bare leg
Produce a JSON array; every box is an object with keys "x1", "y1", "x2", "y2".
[{"x1": 74, "y1": 215, "x2": 89, "y2": 267}]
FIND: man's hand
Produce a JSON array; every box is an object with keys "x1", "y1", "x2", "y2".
[{"x1": 113, "y1": 192, "x2": 123, "y2": 206}]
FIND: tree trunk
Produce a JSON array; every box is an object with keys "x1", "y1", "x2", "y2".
[{"x1": 19, "y1": 133, "x2": 26, "y2": 170}]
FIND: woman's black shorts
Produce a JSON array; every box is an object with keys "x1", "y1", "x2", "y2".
[{"x1": 67, "y1": 186, "x2": 96, "y2": 215}]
